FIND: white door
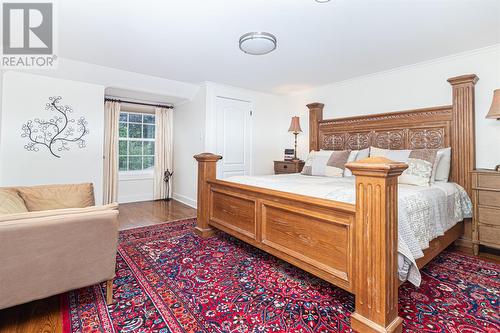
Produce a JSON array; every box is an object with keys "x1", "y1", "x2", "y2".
[{"x1": 215, "y1": 97, "x2": 252, "y2": 179}]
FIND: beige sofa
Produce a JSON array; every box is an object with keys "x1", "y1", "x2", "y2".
[{"x1": 0, "y1": 183, "x2": 119, "y2": 310}]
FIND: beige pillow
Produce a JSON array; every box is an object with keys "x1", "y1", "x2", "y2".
[
  {"x1": 0, "y1": 189, "x2": 28, "y2": 215},
  {"x1": 17, "y1": 183, "x2": 95, "y2": 211},
  {"x1": 399, "y1": 149, "x2": 438, "y2": 186}
]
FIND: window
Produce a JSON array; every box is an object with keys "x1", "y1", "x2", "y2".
[{"x1": 119, "y1": 112, "x2": 155, "y2": 172}]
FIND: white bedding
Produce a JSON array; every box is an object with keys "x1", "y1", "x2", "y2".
[{"x1": 225, "y1": 173, "x2": 473, "y2": 286}]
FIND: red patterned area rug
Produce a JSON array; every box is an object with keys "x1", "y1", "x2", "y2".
[{"x1": 61, "y1": 218, "x2": 499, "y2": 333}]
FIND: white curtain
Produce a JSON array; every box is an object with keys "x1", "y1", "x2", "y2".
[
  {"x1": 103, "y1": 100, "x2": 121, "y2": 204},
  {"x1": 154, "y1": 106, "x2": 173, "y2": 199}
]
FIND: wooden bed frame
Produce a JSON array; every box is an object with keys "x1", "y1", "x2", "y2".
[{"x1": 193, "y1": 74, "x2": 478, "y2": 333}]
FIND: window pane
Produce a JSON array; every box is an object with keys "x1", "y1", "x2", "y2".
[
  {"x1": 129, "y1": 141, "x2": 143, "y2": 155},
  {"x1": 119, "y1": 113, "x2": 127, "y2": 122},
  {"x1": 128, "y1": 114, "x2": 142, "y2": 123},
  {"x1": 119, "y1": 140, "x2": 127, "y2": 156},
  {"x1": 129, "y1": 124, "x2": 142, "y2": 138},
  {"x1": 143, "y1": 156, "x2": 154, "y2": 170},
  {"x1": 143, "y1": 124, "x2": 155, "y2": 139},
  {"x1": 119, "y1": 123, "x2": 127, "y2": 138},
  {"x1": 144, "y1": 141, "x2": 155, "y2": 155},
  {"x1": 128, "y1": 156, "x2": 142, "y2": 170},
  {"x1": 143, "y1": 114, "x2": 155, "y2": 124},
  {"x1": 119, "y1": 156, "x2": 128, "y2": 171}
]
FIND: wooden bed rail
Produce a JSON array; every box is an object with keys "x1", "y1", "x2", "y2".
[{"x1": 194, "y1": 153, "x2": 408, "y2": 333}]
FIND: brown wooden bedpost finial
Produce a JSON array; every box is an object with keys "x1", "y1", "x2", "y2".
[
  {"x1": 307, "y1": 103, "x2": 324, "y2": 152},
  {"x1": 193, "y1": 153, "x2": 222, "y2": 238},
  {"x1": 346, "y1": 157, "x2": 408, "y2": 333}
]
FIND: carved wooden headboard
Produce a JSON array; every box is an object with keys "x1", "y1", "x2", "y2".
[{"x1": 307, "y1": 74, "x2": 478, "y2": 196}]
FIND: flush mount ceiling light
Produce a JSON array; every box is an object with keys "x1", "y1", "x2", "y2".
[
  {"x1": 239, "y1": 32, "x2": 277, "y2": 55},
  {"x1": 315, "y1": 0, "x2": 331, "y2": 2}
]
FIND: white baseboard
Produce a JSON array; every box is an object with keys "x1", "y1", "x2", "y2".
[
  {"x1": 118, "y1": 193, "x2": 154, "y2": 204},
  {"x1": 173, "y1": 192, "x2": 197, "y2": 208}
]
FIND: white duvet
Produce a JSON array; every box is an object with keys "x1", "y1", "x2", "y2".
[{"x1": 225, "y1": 173, "x2": 473, "y2": 286}]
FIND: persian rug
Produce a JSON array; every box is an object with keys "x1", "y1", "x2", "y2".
[{"x1": 62, "y1": 218, "x2": 499, "y2": 333}]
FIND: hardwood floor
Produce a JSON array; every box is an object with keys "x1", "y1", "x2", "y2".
[
  {"x1": 0, "y1": 199, "x2": 196, "y2": 333},
  {"x1": 118, "y1": 199, "x2": 196, "y2": 230}
]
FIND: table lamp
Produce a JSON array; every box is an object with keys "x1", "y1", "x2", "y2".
[
  {"x1": 288, "y1": 116, "x2": 302, "y2": 161},
  {"x1": 486, "y1": 89, "x2": 500, "y2": 171}
]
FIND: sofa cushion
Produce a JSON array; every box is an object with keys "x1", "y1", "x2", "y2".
[
  {"x1": 17, "y1": 183, "x2": 95, "y2": 211},
  {"x1": 0, "y1": 189, "x2": 28, "y2": 215}
]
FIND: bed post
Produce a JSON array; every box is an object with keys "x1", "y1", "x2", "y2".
[
  {"x1": 346, "y1": 157, "x2": 408, "y2": 333},
  {"x1": 307, "y1": 103, "x2": 324, "y2": 151},
  {"x1": 447, "y1": 74, "x2": 478, "y2": 249},
  {"x1": 193, "y1": 153, "x2": 222, "y2": 238}
]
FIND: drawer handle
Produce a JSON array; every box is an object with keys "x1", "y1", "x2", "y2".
[{"x1": 283, "y1": 165, "x2": 287, "y2": 169}]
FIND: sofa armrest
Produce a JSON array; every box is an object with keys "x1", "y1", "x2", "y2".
[
  {"x1": 0, "y1": 202, "x2": 119, "y2": 223},
  {"x1": 0, "y1": 210, "x2": 119, "y2": 310}
]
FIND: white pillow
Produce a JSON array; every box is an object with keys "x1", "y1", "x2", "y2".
[
  {"x1": 370, "y1": 147, "x2": 411, "y2": 162},
  {"x1": 343, "y1": 148, "x2": 370, "y2": 177},
  {"x1": 435, "y1": 148, "x2": 451, "y2": 182},
  {"x1": 305, "y1": 150, "x2": 351, "y2": 177}
]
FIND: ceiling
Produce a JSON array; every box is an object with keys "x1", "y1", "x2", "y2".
[{"x1": 59, "y1": 0, "x2": 500, "y2": 94}]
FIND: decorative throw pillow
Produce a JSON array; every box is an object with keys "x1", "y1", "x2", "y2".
[
  {"x1": 0, "y1": 189, "x2": 28, "y2": 215},
  {"x1": 399, "y1": 149, "x2": 439, "y2": 186},
  {"x1": 370, "y1": 146, "x2": 443, "y2": 183},
  {"x1": 302, "y1": 150, "x2": 350, "y2": 177},
  {"x1": 17, "y1": 183, "x2": 95, "y2": 211},
  {"x1": 325, "y1": 150, "x2": 351, "y2": 177}
]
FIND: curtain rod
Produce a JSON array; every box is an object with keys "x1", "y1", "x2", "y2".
[{"x1": 105, "y1": 97, "x2": 174, "y2": 109}]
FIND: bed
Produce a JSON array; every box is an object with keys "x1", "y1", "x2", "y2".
[{"x1": 193, "y1": 74, "x2": 478, "y2": 333}]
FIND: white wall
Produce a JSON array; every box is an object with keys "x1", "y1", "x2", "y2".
[
  {"x1": 0, "y1": 58, "x2": 200, "y2": 204},
  {"x1": 6, "y1": 58, "x2": 199, "y2": 103},
  {"x1": 288, "y1": 45, "x2": 500, "y2": 168},
  {"x1": 172, "y1": 85, "x2": 207, "y2": 207},
  {"x1": 205, "y1": 82, "x2": 291, "y2": 175},
  {"x1": 173, "y1": 82, "x2": 292, "y2": 207},
  {"x1": 0, "y1": 72, "x2": 105, "y2": 202}
]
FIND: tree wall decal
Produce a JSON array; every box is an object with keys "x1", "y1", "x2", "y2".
[{"x1": 21, "y1": 96, "x2": 89, "y2": 158}]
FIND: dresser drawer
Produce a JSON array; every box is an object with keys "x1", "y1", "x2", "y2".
[
  {"x1": 274, "y1": 161, "x2": 304, "y2": 174},
  {"x1": 477, "y1": 173, "x2": 500, "y2": 190},
  {"x1": 478, "y1": 225, "x2": 500, "y2": 248},
  {"x1": 478, "y1": 190, "x2": 500, "y2": 207},
  {"x1": 477, "y1": 206, "x2": 500, "y2": 227}
]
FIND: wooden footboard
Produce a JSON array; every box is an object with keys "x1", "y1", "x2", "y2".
[{"x1": 194, "y1": 153, "x2": 408, "y2": 333}]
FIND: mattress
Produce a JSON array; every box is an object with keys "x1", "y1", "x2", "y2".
[{"x1": 225, "y1": 173, "x2": 473, "y2": 286}]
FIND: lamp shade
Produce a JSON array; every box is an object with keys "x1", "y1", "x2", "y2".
[
  {"x1": 288, "y1": 116, "x2": 302, "y2": 133},
  {"x1": 486, "y1": 89, "x2": 500, "y2": 119}
]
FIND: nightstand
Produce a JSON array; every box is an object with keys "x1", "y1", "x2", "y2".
[
  {"x1": 274, "y1": 160, "x2": 305, "y2": 174},
  {"x1": 471, "y1": 169, "x2": 500, "y2": 255}
]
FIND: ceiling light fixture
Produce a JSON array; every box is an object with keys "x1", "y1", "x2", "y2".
[
  {"x1": 239, "y1": 32, "x2": 277, "y2": 55},
  {"x1": 315, "y1": 0, "x2": 331, "y2": 2}
]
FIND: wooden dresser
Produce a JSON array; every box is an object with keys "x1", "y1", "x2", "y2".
[
  {"x1": 274, "y1": 160, "x2": 305, "y2": 174},
  {"x1": 471, "y1": 169, "x2": 500, "y2": 255}
]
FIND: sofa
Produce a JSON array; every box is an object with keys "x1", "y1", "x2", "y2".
[{"x1": 0, "y1": 183, "x2": 119, "y2": 310}]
